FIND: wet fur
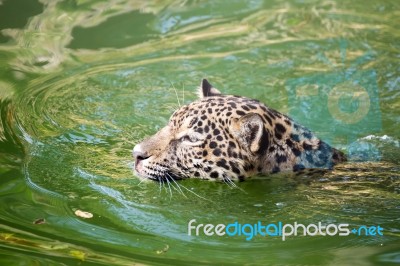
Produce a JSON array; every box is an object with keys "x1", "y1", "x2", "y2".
[{"x1": 133, "y1": 79, "x2": 346, "y2": 182}]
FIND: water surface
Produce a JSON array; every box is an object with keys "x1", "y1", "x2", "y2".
[{"x1": 0, "y1": 0, "x2": 399, "y2": 265}]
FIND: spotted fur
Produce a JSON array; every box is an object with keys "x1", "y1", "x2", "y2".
[{"x1": 133, "y1": 79, "x2": 346, "y2": 182}]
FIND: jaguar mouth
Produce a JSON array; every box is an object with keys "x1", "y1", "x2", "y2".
[
  {"x1": 134, "y1": 164, "x2": 183, "y2": 182},
  {"x1": 147, "y1": 172, "x2": 183, "y2": 182}
]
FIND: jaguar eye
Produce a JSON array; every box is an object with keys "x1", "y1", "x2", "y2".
[{"x1": 181, "y1": 135, "x2": 198, "y2": 143}]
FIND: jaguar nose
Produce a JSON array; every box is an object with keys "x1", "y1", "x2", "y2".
[{"x1": 133, "y1": 144, "x2": 150, "y2": 166}]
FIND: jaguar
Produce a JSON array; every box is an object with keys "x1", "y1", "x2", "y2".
[{"x1": 133, "y1": 79, "x2": 346, "y2": 182}]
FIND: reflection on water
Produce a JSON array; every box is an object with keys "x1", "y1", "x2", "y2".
[
  {"x1": 68, "y1": 10, "x2": 159, "y2": 49},
  {"x1": 0, "y1": 0, "x2": 399, "y2": 265},
  {"x1": 0, "y1": 0, "x2": 44, "y2": 43}
]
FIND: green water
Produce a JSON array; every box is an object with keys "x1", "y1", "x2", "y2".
[{"x1": 0, "y1": 0, "x2": 400, "y2": 265}]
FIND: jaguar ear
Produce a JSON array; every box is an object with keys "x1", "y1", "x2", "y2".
[
  {"x1": 231, "y1": 113, "x2": 269, "y2": 154},
  {"x1": 197, "y1": 79, "x2": 221, "y2": 98}
]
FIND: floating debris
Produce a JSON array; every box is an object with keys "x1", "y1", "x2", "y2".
[
  {"x1": 74, "y1": 210, "x2": 93, "y2": 219},
  {"x1": 70, "y1": 250, "x2": 86, "y2": 261},
  {"x1": 33, "y1": 218, "x2": 46, "y2": 225},
  {"x1": 156, "y1": 244, "x2": 169, "y2": 254},
  {"x1": 275, "y1": 202, "x2": 286, "y2": 208}
]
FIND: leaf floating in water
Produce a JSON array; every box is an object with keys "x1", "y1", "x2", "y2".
[
  {"x1": 33, "y1": 218, "x2": 46, "y2": 225},
  {"x1": 156, "y1": 244, "x2": 169, "y2": 254},
  {"x1": 74, "y1": 210, "x2": 93, "y2": 219},
  {"x1": 69, "y1": 250, "x2": 86, "y2": 261}
]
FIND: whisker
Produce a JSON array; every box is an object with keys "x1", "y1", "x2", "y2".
[
  {"x1": 166, "y1": 175, "x2": 180, "y2": 193},
  {"x1": 222, "y1": 174, "x2": 236, "y2": 188},
  {"x1": 170, "y1": 81, "x2": 181, "y2": 107},
  {"x1": 164, "y1": 104, "x2": 180, "y2": 113},
  {"x1": 164, "y1": 172, "x2": 209, "y2": 201},
  {"x1": 167, "y1": 173, "x2": 187, "y2": 198},
  {"x1": 221, "y1": 176, "x2": 232, "y2": 188},
  {"x1": 182, "y1": 83, "x2": 185, "y2": 104},
  {"x1": 158, "y1": 176, "x2": 163, "y2": 195},
  {"x1": 170, "y1": 181, "x2": 183, "y2": 194},
  {"x1": 136, "y1": 177, "x2": 146, "y2": 187},
  {"x1": 166, "y1": 178, "x2": 173, "y2": 199},
  {"x1": 223, "y1": 175, "x2": 247, "y2": 193},
  {"x1": 226, "y1": 181, "x2": 234, "y2": 188},
  {"x1": 178, "y1": 184, "x2": 211, "y2": 202},
  {"x1": 227, "y1": 178, "x2": 237, "y2": 188}
]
